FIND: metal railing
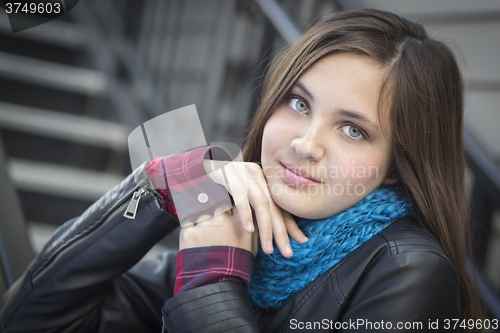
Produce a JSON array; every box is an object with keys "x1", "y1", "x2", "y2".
[
  {"x1": 465, "y1": 132, "x2": 500, "y2": 321},
  {"x1": 0, "y1": 134, "x2": 34, "y2": 292}
]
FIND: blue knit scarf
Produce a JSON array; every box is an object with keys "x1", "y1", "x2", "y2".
[{"x1": 248, "y1": 186, "x2": 413, "y2": 309}]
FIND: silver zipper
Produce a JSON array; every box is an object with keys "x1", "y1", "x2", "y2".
[
  {"x1": 32, "y1": 186, "x2": 150, "y2": 284},
  {"x1": 123, "y1": 187, "x2": 147, "y2": 219}
]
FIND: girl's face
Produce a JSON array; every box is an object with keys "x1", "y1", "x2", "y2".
[{"x1": 261, "y1": 52, "x2": 396, "y2": 219}]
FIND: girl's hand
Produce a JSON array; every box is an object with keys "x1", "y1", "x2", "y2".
[
  {"x1": 203, "y1": 160, "x2": 308, "y2": 257},
  {"x1": 179, "y1": 206, "x2": 259, "y2": 256}
]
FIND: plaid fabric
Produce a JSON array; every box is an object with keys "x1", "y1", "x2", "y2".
[
  {"x1": 146, "y1": 147, "x2": 252, "y2": 294},
  {"x1": 146, "y1": 158, "x2": 177, "y2": 217},
  {"x1": 146, "y1": 146, "x2": 232, "y2": 222},
  {"x1": 174, "y1": 246, "x2": 255, "y2": 295}
]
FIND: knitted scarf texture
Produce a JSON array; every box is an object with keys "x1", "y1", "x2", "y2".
[{"x1": 247, "y1": 186, "x2": 413, "y2": 309}]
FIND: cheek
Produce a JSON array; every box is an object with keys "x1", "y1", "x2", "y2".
[
  {"x1": 260, "y1": 121, "x2": 275, "y2": 176},
  {"x1": 334, "y1": 151, "x2": 389, "y2": 185},
  {"x1": 261, "y1": 123, "x2": 273, "y2": 161},
  {"x1": 261, "y1": 114, "x2": 286, "y2": 159}
]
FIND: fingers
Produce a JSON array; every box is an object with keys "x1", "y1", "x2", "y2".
[
  {"x1": 249, "y1": 186, "x2": 274, "y2": 254},
  {"x1": 203, "y1": 160, "x2": 229, "y2": 186},
  {"x1": 206, "y1": 161, "x2": 308, "y2": 258},
  {"x1": 238, "y1": 164, "x2": 274, "y2": 254},
  {"x1": 243, "y1": 165, "x2": 293, "y2": 257},
  {"x1": 205, "y1": 161, "x2": 254, "y2": 233},
  {"x1": 255, "y1": 180, "x2": 293, "y2": 257},
  {"x1": 224, "y1": 164, "x2": 255, "y2": 233},
  {"x1": 268, "y1": 207, "x2": 293, "y2": 257},
  {"x1": 251, "y1": 220, "x2": 259, "y2": 257},
  {"x1": 283, "y1": 210, "x2": 309, "y2": 244},
  {"x1": 179, "y1": 208, "x2": 255, "y2": 253}
]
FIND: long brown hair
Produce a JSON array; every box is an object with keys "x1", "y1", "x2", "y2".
[{"x1": 243, "y1": 9, "x2": 481, "y2": 330}]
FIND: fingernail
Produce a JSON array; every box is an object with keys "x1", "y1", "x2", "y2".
[
  {"x1": 303, "y1": 236, "x2": 309, "y2": 242},
  {"x1": 267, "y1": 240, "x2": 273, "y2": 252},
  {"x1": 247, "y1": 221, "x2": 254, "y2": 232},
  {"x1": 285, "y1": 244, "x2": 292, "y2": 255}
]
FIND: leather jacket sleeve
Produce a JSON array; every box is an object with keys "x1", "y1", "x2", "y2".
[
  {"x1": 0, "y1": 162, "x2": 179, "y2": 333},
  {"x1": 162, "y1": 281, "x2": 260, "y2": 333}
]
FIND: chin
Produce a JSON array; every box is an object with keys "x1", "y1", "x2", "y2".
[{"x1": 272, "y1": 193, "x2": 330, "y2": 220}]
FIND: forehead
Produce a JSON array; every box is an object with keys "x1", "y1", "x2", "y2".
[
  {"x1": 299, "y1": 52, "x2": 386, "y2": 97},
  {"x1": 295, "y1": 52, "x2": 391, "y2": 133}
]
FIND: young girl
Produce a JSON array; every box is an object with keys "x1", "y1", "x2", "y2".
[{"x1": 1, "y1": 9, "x2": 483, "y2": 333}]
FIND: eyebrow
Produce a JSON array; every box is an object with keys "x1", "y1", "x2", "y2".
[
  {"x1": 294, "y1": 81, "x2": 379, "y2": 130},
  {"x1": 294, "y1": 82, "x2": 314, "y2": 102},
  {"x1": 339, "y1": 110, "x2": 379, "y2": 130},
  {"x1": 292, "y1": 81, "x2": 379, "y2": 131}
]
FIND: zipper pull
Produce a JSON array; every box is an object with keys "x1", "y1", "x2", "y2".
[
  {"x1": 161, "y1": 317, "x2": 166, "y2": 333},
  {"x1": 123, "y1": 187, "x2": 147, "y2": 219}
]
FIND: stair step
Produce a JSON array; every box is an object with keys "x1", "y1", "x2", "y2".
[
  {"x1": 8, "y1": 159, "x2": 124, "y2": 201},
  {"x1": 0, "y1": 14, "x2": 87, "y2": 49},
  {"x1": 0, "y1": 51, "x2": 107, "y2": 95},
  {"x1": 0, "y1": 101, "x2": 128, "y2": 150},
  {"x1": 26, "y1": 222, "x2": 58, "y2": 254}
]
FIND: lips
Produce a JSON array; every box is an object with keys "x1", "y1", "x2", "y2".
[{"x1": 281, "y1": 163, "x2": 321, "y2": 186}]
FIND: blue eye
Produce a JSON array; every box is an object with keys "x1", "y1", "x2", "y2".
[
  {"x1": 341, "y1": 125, "x2": 364, "y2": 140},
  {"x1": 288, "y1": 97, "x2": 309, "y2": 113}
]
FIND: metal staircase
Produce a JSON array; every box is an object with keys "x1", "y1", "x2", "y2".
[{"x1": 0, "y1": 4, "x2": 134, "y2": 255}]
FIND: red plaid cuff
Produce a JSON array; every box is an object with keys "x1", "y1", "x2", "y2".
[
  {"x1": 146, "y1": 146, "x2": 232, "y2": 222},
  {"x1": 174, "y1": 246, "x2": 255, "y2": 295}
]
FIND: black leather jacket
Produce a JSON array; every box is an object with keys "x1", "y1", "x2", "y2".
[{"x1": 0, "y1": 163, "x2": 460, "y2": 332}]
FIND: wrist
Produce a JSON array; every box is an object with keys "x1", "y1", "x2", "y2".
[
  {"x1": 179, "y1": 207, "x2": 258, "y2": 256},
  {"x1": 174, "y1": 245, "x2": 255, "y2": 295}
]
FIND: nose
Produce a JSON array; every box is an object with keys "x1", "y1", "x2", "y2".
[{"x1": 290, "y1": 124, "x2": 325, "y2": 162}]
